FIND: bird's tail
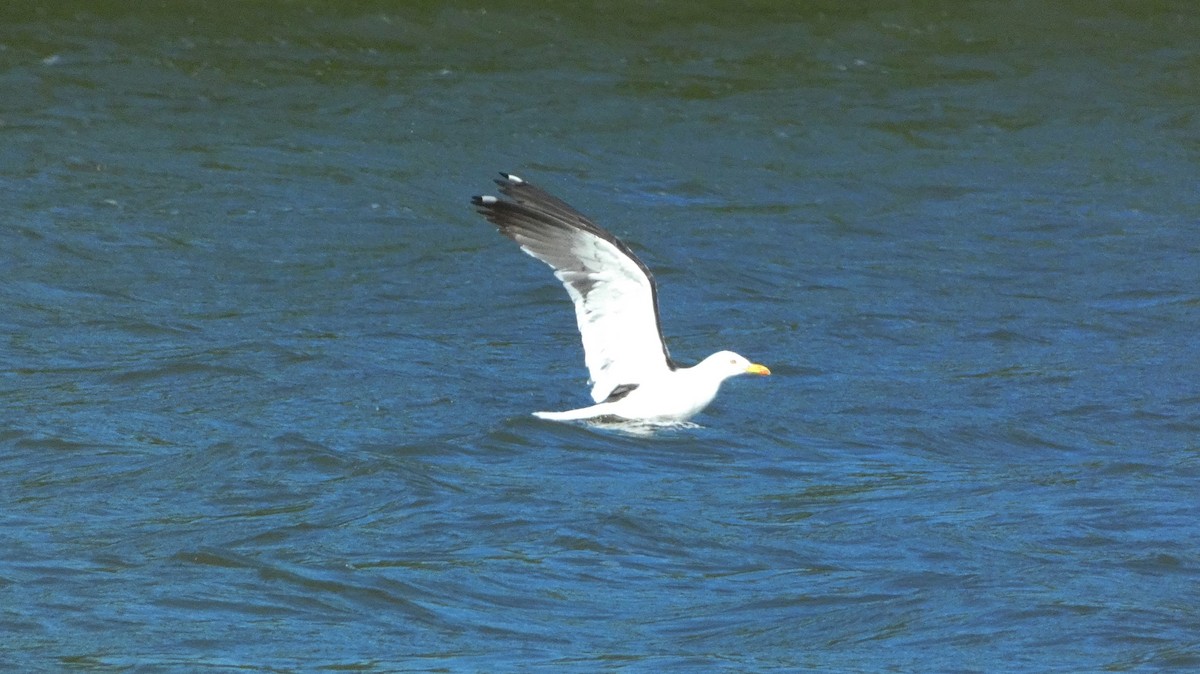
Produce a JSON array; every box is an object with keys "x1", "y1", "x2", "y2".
[{"x1": 532, "y1": 404, "x2": 612, "y2": 422}]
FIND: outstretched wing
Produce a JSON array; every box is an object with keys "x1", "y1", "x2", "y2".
[{"x1": 473, "y1": 173, "x2": 676, "y2": 402}]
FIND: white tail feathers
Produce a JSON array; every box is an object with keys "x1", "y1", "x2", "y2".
[{"x1": 532, "y1": 404, "x2": 613, "y2": 421}]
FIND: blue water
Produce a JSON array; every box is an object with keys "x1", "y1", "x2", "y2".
[{"x1": 3, "y1": 2, "x2": 1199, "y2": 671}]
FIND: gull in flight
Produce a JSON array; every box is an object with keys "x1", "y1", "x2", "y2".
[{"x1": 472, "y1": 172, "x2": 770, "y2": 423}]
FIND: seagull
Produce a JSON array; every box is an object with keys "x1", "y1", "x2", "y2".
[{"x1": 472, "y1": 172, "x2": 770, "y2": 423}]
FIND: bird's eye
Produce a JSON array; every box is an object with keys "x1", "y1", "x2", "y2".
[{"x1": 729, "y1": 359, "x2": 737, "y2": 365}]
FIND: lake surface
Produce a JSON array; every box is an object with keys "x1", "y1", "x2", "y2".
[{"x1": 3, "y1": 2, "x2": 1199, "y2": 671}]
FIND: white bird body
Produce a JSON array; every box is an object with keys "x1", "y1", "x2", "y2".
[
  {"x1": 532, "y1": 351, "x2": 766, "y2": 422},
  {"x1": 472, "y1": 173, "x2": 769, "y2": 423}
]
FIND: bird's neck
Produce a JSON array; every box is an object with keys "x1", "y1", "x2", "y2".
[{"x1": 678, "y1": 357, "x2": 733, "y2": 393}]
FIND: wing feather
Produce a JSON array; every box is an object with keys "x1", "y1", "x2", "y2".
[{"x1": 473, "y1": 173, "x2": 675, "y2": 402}]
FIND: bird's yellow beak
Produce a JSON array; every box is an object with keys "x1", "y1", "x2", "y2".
[{"x1": 745, "y1": 363, "x2": 771, "y2": 376}]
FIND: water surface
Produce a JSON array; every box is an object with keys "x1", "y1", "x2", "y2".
[{"x1": 3, "y1": 2, "x2": 1199, "y2": 671}]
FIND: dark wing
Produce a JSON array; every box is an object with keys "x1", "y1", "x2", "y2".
[{"x1": 473, "y1": 173, "x2": 675, "y2": 402}]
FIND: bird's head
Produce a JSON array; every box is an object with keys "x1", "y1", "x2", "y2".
[{"x1": 705, "y1": 350, "x2": 771, "y2": 379}]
